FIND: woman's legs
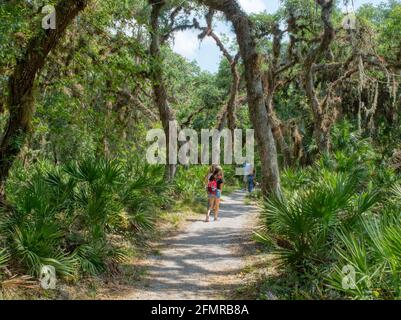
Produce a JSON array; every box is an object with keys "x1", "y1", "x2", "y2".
[
  {"x1": 214, "y1": 199, "x2": 220, "y2": 220},
  {"x1": 206, "y1": 196, "x2": 215, "y2": 222},
  {"x1": 214, "y1": 190, "x2": 221, "y2": 220}
]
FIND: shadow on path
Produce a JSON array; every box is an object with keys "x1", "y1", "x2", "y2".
[{"x1": 128, "y1": 190, "x2": 259, "y2": 300}]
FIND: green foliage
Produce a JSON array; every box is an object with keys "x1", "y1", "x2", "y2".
[
  {"x1": 1, "y1": 0, "x2": 401, "y2": 301},
  {"x1": 1, "y1": 156, "x2": 170, "y2": 278},
  {"x1": 280, "y1": 167, "x2": 311, "y2": 191},
  {"x1": 257, "y1": 125, "x2": 401, "y2": 299},
  {"x1": 0, "y1": 248, "x2": 10, "y2": 271},
  {"x1": 120, "y1": 162, "x2": 169, "y2": 233},
  {"x1": 173, "y1": 165, "x2": 208, "y2": 205},
  {"x1": 260, "y1": 172, "x2": 366, "y2": 269},
  {"x1": 2, "y1": 155, "x2": 229, "y2": 280},
  {"x1": 12, "y1": 224, "x2": 77, "y2": 277},
  {"x1": 329, "y1": 211, "x2": 401, "y2": 299}
]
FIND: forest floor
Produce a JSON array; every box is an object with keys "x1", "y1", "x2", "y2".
[{"x1": 117, "y1": 190, "x2": 261, "y2": 300}]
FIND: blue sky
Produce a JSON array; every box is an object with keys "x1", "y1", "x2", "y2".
[{"x1": 172, "y1": 0, "x2": 384, "y2": 73}]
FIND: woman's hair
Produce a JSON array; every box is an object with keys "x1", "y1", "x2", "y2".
[
  {"x1": 216, "y1": 166, "x2": 223, "y2": 178},
  {"x1": 210, "y1": 168, "x2": 220, "y2": 179},
  {"x1": 207, "y1": 165, "x2": 223, "y2": 181}
]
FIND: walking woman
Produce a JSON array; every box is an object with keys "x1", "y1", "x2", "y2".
[{"x1": 205, "y1": 168, "x2": 220, "y2": 222}]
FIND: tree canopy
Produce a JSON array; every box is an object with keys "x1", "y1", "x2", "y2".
[{"x1": 1, "y1": 0, "x2": 401, "y2": 300}]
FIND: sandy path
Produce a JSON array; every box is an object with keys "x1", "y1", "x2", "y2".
[{"x1": 128, "y1": 190, "x2": 259, "y2": 300}]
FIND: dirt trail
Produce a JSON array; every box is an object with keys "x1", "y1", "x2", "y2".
[{"x1": 128, "y1": 190, "x2": 259, "y2": 300}]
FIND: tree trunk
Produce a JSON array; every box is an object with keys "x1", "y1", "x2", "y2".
[
  {"x1": 303, "y1": 69, "x2": 332, "y2": 154},
  {"x1": 261, "y1": 24, "x2": 292, "y2": 166},
  {"x1": 290, "y1": 122, "x2": 305, "y2": 165},
  {"x1": 197, "y1": 0, "x2": 281, "y2": 196},
  {"x1": 227, "y1": 58, "x2": 240, "y2": 134},
  {"x1": 149, "y1": 0, "x2": 177, "y2": 182},
  {"x1": 301, "y1": 0, "x2": 335, "y2": 154},
  {"x1": 0, "y1": 0, "x2": 89, "y2": 199},
  {"x1": 314, "y1": 122, "x2": 331, "y2": 154},
  {"x1": 266, "y1": 96, "x2": 292, "y2": 166}
]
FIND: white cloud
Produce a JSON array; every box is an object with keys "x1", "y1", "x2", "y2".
[
  {"x1": 239, "y1": 0, "x2": 267, "y2": 14},
  {"x1": 172, "y1": 31, "x2": 200, "y2": 58},
  {"x1": 173, "y1": 30, "x2": 217, "y2": 59}
]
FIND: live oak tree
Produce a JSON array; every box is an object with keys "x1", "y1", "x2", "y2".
[
  {"x1": 284, "y1": 0, "x2": 392, "y2": 153},
  {"x1": 293, "y1": 0, "x2": 337, "y2": 154},
  {"x1": 197, "y1": 0, "x2": 282, "y2": 196},
  {"x1": 253, "y1": 14, "x2": 297, "y2": 166},
  {"x1": 0, "y1": 0, "x2": 89, "y2": 199},
  {"x1": 147, "y1": 0, "x2": 177, "y2": 181},
  {"x1": 147, "y1": 0, "x2": 199, "y2": 181}
]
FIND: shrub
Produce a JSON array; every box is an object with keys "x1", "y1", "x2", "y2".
[
  {"x1": 255, "y1": 135, "x2": 401, "y2": 299},
  {"x1": 1, "y1": 157, "x2": 170, "y2": 279},
  {"x1": 257, "y1": 172, "x2": 368, "y2": 269},
  {"x1": 0, "y1": 248, "x2": 9, "y2": 271},
  {"x1": 173, "y1": 165, "x2": 208, "y2": 204},
  {"x1": 328, "y1": 187, "x2": 401, "y2": 299}
]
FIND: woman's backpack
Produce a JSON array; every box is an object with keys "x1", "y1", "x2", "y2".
[{"x1": 207, "y1": 179, "x2": 217, "y2": 194}]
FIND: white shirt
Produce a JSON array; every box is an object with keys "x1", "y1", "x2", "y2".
[{"x1": 243, "y1": 162, "x2": 251, "y2": 176}]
